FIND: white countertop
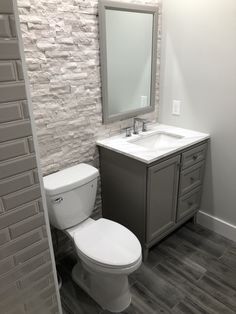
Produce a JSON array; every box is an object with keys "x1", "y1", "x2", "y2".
[{"x1": 96, "y1": 124, "x2": 210, "y2": 164}]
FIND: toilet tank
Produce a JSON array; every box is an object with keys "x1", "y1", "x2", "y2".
[{"x1": 43, "y1": 164, "x2": 99, "y2": 230}]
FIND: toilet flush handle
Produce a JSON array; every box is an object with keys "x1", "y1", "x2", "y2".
[{"x1": 53, "y1": 197, "x2": 63, "y2": 204}]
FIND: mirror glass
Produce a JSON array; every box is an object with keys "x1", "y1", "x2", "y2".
[
  {"x1": 99, "y1": 2, "x2": 158, "y2": 123},
  {"x1": 106, "y1": 10, "x2": 152, "y2": 116}
]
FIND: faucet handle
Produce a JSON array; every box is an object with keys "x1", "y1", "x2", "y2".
[
  {"x1": 123, "y1": 126, "x2": 132, "y2": 137},
  {"x1": 142, "y1": 120, "x2": 149, "y2": 132}
]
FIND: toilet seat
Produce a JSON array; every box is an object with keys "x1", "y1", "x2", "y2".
[
  {"x1": 73, "y1": 218, "x2": 142, "y2": 269},
  {"x1": 77, "y1": 248, "x2": 142, "y2": 275}
]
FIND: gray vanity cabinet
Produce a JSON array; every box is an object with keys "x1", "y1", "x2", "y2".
[
  {"x1": 99, "y1": 140, "x2": 208, "y2": 259},
  {"x1": 147, "y1": 156, "x2": 180, "y2": 242}
]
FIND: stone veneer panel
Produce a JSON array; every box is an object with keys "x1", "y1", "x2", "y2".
[{"x1": 17, "y1": 0, "x2": 161, "y2": 217}]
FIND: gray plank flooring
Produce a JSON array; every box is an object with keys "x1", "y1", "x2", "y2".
[{"x1": 58, "y1": 221, "x2": 236, "y2": 313}]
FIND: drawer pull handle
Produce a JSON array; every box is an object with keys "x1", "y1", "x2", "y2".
[
  {"x1": 190, "y1": 177, "x2": 195, "y2": 183},
  {"x1": 188, "y1": 201, "x2": 194, "y2": 207},
  {"x1": 193, "y1": 154, "x2": 198, "y2": 160}
]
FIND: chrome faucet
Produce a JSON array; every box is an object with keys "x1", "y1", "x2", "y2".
[
  {"x1": 133, "y1": 118, "x2": 140, "y2": 134},
  {"x1": 124, "y1": 126, "x2": 132, "y2": 137},
  {"x1": 133, "y1": 118, "x2": 148, "y2": 134}
]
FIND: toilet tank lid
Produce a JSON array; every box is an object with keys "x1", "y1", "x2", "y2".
[{"x1": 43, "y1": 163, "x2": 99, "y2": 196}]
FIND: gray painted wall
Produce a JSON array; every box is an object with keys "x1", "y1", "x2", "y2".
[
  {"x1": 0, "y1": 0, "x2": 60, "y2": 312},
  {"x1": 159, "y1": 0, "x2": 236, "y2": 225}
]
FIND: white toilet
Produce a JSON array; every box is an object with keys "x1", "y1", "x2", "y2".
[{"x1": 43, "y1": 163, "x2": 142, "y2": 312}]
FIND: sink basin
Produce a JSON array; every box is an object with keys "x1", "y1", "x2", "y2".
[{"x1": 129, "y1": 131, "x2": 184, "y2": 150}]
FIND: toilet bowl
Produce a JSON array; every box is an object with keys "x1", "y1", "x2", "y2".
[
  {"x1": 43, "y1": 163, "x2": 142, "y2": 312},
  {"x1": 67, "y1": 218, "x2": 141, "y2": 312}
]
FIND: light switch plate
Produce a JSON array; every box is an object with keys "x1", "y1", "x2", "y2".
[{"x1": 172, "y1": 100, "x2": 181, "y2": 115}]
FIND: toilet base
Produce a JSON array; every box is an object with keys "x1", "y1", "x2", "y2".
[{"x1": 72, "y1": 261, "x2": 131, "y2": 312}]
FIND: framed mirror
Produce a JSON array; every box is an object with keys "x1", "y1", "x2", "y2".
[{"x1": 98, "y1": 1, "x2": 158, "y2": 124}]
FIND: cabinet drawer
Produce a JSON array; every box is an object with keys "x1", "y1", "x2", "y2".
[
  {"x1": 177, "y1": 186, "x2": 201, "y2": 221},
  {"x1": 179, "y1": 161, "x2": 205, "y2": 195},
  {"x1": 182, "y1": 143, "x2": 207, "y2": 169}
]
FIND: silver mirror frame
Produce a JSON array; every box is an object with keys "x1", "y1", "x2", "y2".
[{"x1": 98, "y1": 0, "x2": 158, "y2": 124}]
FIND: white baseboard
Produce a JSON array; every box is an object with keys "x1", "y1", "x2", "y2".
[{"x1": 197, "y1": 211, "x2": 236, "y2": 241}]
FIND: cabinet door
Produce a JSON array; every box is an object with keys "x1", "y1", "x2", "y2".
[{"x1": 147, "y1": 155, "x2": 180, "y2": 242}]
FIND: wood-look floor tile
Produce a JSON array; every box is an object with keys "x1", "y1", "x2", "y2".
[
  {"x1": 176, "y1": 226, "x2": 226, "y2": 258},
  {"x1": 172, "y1": 297, "x2": 210, "y2": 314},
  {"x1": 102, "y1": 281, "x2": 172, "y2": 314},
  {"x1": 142, "y1": 248, "x2": 165, "y2": 269},
  {"x1": 156, "y1": 245, "x2": 206, "y2": 281},
  {"x1": 206, "y1": 270, "x2": 236, "y2": 293},
  {"x1": 159, "y1": 232, "x2": 184, "y2": 249},
  {"x1": 220, "y1": 248, "x2": 236, "y2": 271},
  {"x1": 154, "y1": 263, "x2": 235, "y2": 314},
  {"x1": 60, "y1": 279, "x2": 102, "y2": 314},
  {"x1": 130, "y1": 263, "x2": 185, "y2": 309},
  {"x1": 130, "y1": 281, "x2": 172, "y2": 314},
  {"x1": 196, "y1": 275, "x2": 236, "y2": 312},
  {"x1": 176, "y1": 241, "x2": 236, "y2": 290},
  {"x1": 185, "y1": 222, "x2": 235, "y2": 249},
  {"x1": 62, "y1": 306, "x2": 72, "y2": 314},
  {"x1": 58, "y1": 261, "x2": 102, "y2": 314}
]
